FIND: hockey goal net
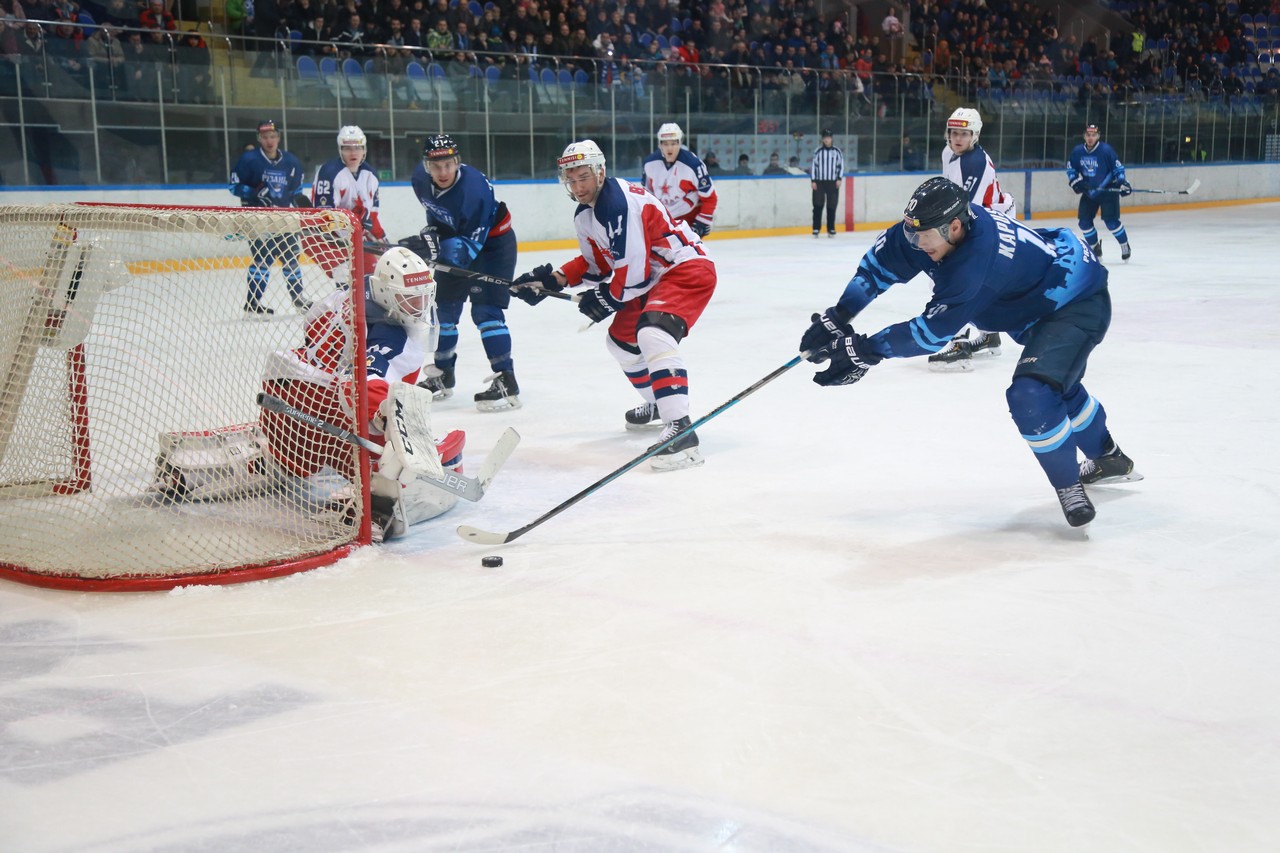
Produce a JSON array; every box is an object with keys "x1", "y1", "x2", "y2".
[{"x1": 0, "y1": 203, "x2": 373, "y2": 591}]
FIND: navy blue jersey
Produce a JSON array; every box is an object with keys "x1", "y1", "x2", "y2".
[
  {"x1": 409, "y1": 163, "x2": 502, "y2": 268},
  {"x1": 1066, "y1": 141, "x2": 1126, "y2": 192},
  {"x1": 833, "y1": 205, "x2": 1107, "y2": 359},
  {"x1": 229, "y1": 148, "x2": 305, "y2": 208}
]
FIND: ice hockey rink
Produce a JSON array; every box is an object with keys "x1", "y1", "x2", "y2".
[{"x1": 3, "y1": 202, "x2": 1278, "y2": 852}]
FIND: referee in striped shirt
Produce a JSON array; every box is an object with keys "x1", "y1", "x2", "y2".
[{"x1": 810, "y1": 129, "x2": 845, "y2": 237}]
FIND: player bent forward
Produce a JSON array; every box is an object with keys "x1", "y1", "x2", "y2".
[
  {"x1": 511, "y1": 139, "x2": 717, "y2": 472},
  {"x1": 799, "y1": 177, "x2": 1141, "y2": 528},
  {"x1": 153, "y1": 247, "x2": 469, "y2": 541}
]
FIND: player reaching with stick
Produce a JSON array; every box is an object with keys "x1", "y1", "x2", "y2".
[
  {"x1": 511, "y1": 139, "x2": 717, "y2": 472},
  {"x1": 798, "y1": 177, "x2": 1140, "y2": 528}
]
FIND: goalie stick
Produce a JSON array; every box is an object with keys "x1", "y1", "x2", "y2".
[
  {"x1": 1104, "y1": 179, "x2": 1200, "y2": 196},
  {"x1": 256, "y1": 392, "x2": 519, "y2": 502},
  {"x1": 457, "y1": 354, "x2": 807, "y2": 546}
]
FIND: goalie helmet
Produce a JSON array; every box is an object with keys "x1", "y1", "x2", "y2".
[
  {"x1": 656, "y1": 123, "x2": 683, "y2": 144},
  {"x1": 945, "y1": 107, "x2": 982, "y2": 145},
  {"x1": 557, "y1": 139, "x2": 607, "y2": 202},
  {"x1": 903, "y1": 177, "x2": 971, "y2": 237},
  {"x1": 370, "y1": 247, "x2": 438, "y2": 335}
]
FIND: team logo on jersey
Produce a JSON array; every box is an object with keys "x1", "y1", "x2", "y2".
[{"x1": 605, "y1": 215, "x2": 624, "y2": 241}]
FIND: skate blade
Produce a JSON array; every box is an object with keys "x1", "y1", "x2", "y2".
[
  {"x1": 970, "y1": 347, "x2": 1002, "y2": 358},
  {"x1": 1090, "y1": 470, "x2": 1144, "y2": 486},
  {"x1": 476, "y1": 396, "x2": 522, "y2": 413},
  {"x1": 650, "y1": 447, "x2": 705, "y2": 472},
  {"x1": 928, "y1": 360, "x2": 975, "y2": 373},
  {"x1": 625, "y1": 421, "x2": 664, "y2": 432},
  {"x1": 431, "y1": 388, "x2": 453, "y2": 401}
]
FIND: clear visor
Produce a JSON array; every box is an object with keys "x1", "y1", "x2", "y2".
[{"x1": 903, "y1": 219, "x2": 946, "y2": 249}]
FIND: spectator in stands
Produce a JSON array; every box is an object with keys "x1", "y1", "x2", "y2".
[
  {"x1": 86, "y1": 22, "x2": 125, "y2": 95},
  {"x1": 176, "y1": 28, "x2": 212, "y2": 104},
  {"x1": 425, "y1": 16, "x2": 451, "y2": 52},
  {"x1": 335, "y1": 12, "x2": 365, "y2": 59},
  {"x1": 762, "y1": 152, "x2": 787, "y2": 175},
  {"x1": 140, "y1": 0, "x2": 175, "y2": 31},
  {"x1": 733, "y1": 153, "x2": 754, "y2": 175}
]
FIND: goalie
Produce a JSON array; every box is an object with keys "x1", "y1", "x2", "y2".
[{"x1": 154, "y1": 247, "x2": 467, "y2": 541}]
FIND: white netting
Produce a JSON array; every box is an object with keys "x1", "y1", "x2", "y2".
[{"x1": 0, "y1": 204, "x2": 369, "y2": 588}]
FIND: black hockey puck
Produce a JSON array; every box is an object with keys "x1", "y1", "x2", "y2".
[{"x1": 481, "y1": 555, "x2": 503, "y2": 568}]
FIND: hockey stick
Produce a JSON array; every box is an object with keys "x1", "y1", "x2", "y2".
[
  {"x1": 256, "y1": 392, "x2": 519, "y2": 502},
  {"x1": 427, "y1": 261, "x2": 580, "y2": 302},
  {"x1": 1103, "y1": 179, "x2": 1200, "y2": 195},
  {"x1": 457, "y1": 354, "x2": 808, "y2": 545}
]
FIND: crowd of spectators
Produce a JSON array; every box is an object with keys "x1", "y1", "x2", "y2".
[{"x1": 4, "y1": 0, "x2": 1277, "y2": 112}]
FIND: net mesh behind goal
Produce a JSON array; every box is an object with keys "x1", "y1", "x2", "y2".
[{"x1": 0, "y1": 203, "x2": 371, "y2": 591}]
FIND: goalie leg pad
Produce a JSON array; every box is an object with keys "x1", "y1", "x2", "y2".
[{"x1": 153, "y1": 424, "x2": 290, "y2": 502}]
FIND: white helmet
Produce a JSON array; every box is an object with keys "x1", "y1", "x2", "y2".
[
  {"x1": 656, "y1": 122, "x2": 683, "y2": 144},
  {"x1": 370, "y1": 247, "x2": 437, "y2": 332},
  {"x1": 946, "y1": 108, "x2": 982, "y2": 145},
  {"x1": 557, "y1": 139, "x2": 607, "y2": 201},
  {"x1": 337, "y1": 125, "x2": 367, "y2": 149}
]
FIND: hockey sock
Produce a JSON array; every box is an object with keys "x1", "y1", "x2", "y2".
[
  {"x1": 284, "y1": 264, "x2": 304, "y2": 301},
  {"x1": 638, "y1": 326, "x2": 689, "y2": 422},
  {"x1": 1064, "y1": 384, "x2": 1111, "y2": 460},
  {"x1": 1079, "y1": 226, "x2": 1099, "y2": 246},
  {"x1": 606, "y1": 335, "x2": 654, "y2": 401},
  {"x1": 435, "y1": 300, "x2": 464, "y2": 366},
  {"x1": 1107, "y1": 223, "x2": 1129, "y2": 245},
  {"x1": 473, "y1": 304, "x2": 514, "y2": 373},
  {"x1": 246, "y1": 265, "x2": 269, "y2": 304},
  {"x1": 1007, "y1": 376, "x2": 1082, "y2": 489}
]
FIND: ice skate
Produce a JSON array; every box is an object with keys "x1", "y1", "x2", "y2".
[
  {"x1": 1120, "y1": 241, "x2": 1131, "y2": 262},
  {"x1": 292, "y1": 296, "x2": 314, "y2": 312},
  {"x1": 649, "y1": 416, "x2": 704, "y2": 472},
  {"x1": 1090, "y1": 240, "x2": 1102, "y2": 259},
  {"x1": 243, "y1": 300, "x2": 274, "y2": 317},
  {"x1": 928, "y1": 332, "x2": 974, "y2": 372},
  {"x1": 475, "y1": 369, "x2": 521, "y2": 412},
  {"x1": 418, "y1": 364, "x2": 455, "y2": 400},
  {"x1": 967, "y1": 331, "x2": 1001, "y2": 358},
  {"x1": 1056, "y1": 482, "x2": 1096, "y2": 528},
  {"x1": 625, "y1": 402, "x2": 663, "y2": 431},
  {"x1": 1079, "y1": 440, "x2": 1142, "y2": 485}
]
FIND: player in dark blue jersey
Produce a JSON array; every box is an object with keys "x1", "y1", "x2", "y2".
[
  {"x1": 407, "y1": 133, "x2": 520, "y2": 412},
  {"x1": 1066, "y1": 124, "x2": 1132, "y2": 261},
  {"x1": 228, "y1": 119, "x2": 310, "y2": 316},
  {"x1": 799, "y1": 177, "x2": 1141, "y2": 528}
]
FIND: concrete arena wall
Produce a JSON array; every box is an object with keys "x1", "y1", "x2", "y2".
[{"x1": 1, "y1": 163, "x2": 1274, "y2": 247}]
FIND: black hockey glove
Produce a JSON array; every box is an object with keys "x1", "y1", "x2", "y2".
[
  {"x1": 1070, "y1": 177, "x2": 1087, "y2": 195},
  {"x1": 800, "y1": 309, "x2": 853, "y2": 360},
  {"x1": 813, "y1": 333, "x2": 881, "y2": 387},
  {"x1": 418, "y1": 226, "x2": 441, "y2": 261},
  {"x1": 1118, "y1": 181, "x2": 1133, "y2": 197},
  {"x1": 577, "y1": 285, "x2": 620, "y2": 323},
  {"x1": 691, "y1": 220, "x2": 711, "y2": 238},
  {"x1": 292, "y1": 193, "x2": 312, "y2": 209},
  {"x1": 254, "y1": 184, "x2": 273, "y2": 206},
  {"x1": 511, "y1": 263, "x2": 561, "y2": 306}
]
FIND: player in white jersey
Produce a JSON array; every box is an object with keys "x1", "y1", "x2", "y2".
[
  {"x1": 639, "y1": 123, "x2": 718, "y2": 237},
  {"x1": 930, "y1": 107, "x2": 1014, "y2": 371},
  {"x1": 305, "y1": 126, "x2": 386, "y2": 287},
  {"x1": 511, "y1": 139, "x2": 717, "y2": 471}
]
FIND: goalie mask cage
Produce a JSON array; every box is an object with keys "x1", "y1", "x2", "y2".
[{"x1": 0, "y1": 203, "x2": 373, "y2": 591}]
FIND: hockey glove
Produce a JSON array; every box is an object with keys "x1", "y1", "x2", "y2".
[
  {"x1": 691, "y1": 219, "x2": 712, "y2": 238},
  {"x1": 1118, "y1": 181, "x2": 1133, "y2": 197},
  {"x1": 1070, "y1": 177, "x2": 1087, "y2": 195},
  {"x1": 578, "y1": 285, "x2": 621, "y2": 323},
  {"x1": 511, "y1": 263, "x2": 561, "y2": 306},
  {"x1": 800, "y1": 309, "x2": 853, "y2": 360},
  {"x1": 813, "y1": 333, "x2": 881, "y2": 387},
  {"x1": 292, "y1": 193, "x2": 312, "y2": 209},
  {"x1": 418, "y1": 226, "x2": 441, "y2": 262},
  {"x1": 254, "y1": 184, "x2": 273, "y2": 207}
]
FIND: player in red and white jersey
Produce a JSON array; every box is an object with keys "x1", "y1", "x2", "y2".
[
  {"x1": 931, "y1": 107, "x2": 1015, "y2": 371},
  {"x1": 639, "y1": 122, "x2": 718, "y2": 237},
  {"x1": 306, "y1": 125, "x2": 386, "y2": 287},
  {"x1": 511, "y1": 139, "x2": 717, "y2": 472}
]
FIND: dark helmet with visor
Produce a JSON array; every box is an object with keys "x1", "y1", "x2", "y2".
[{"x1": 902, "y1": 177, "x2": 971, "y2": 247}]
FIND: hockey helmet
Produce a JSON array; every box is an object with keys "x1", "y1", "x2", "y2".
[
  {"x1": 257, "y1": 119, "x2": 280, "y2": 136},
  {"x1": 423, "y1": 133, "x2": 460, "y2": 163},
  {"x1": 656, "y1": 123, "x2": 683, "y2": 144},
  {"x1": 338, "y1": 125, "x2": 367, "y2": 149},
  {"x1": 370, "y1": 246, "x2": 437, "y2": 332},
  {"x1": 902, "y1": 177, "x2": 971, "y2": 246},
  {"x1": 945, "y1": 107, "x2": 982, "y2": 145},
  {"x1": 557, "y1": 139, "x2": 607, "y2": 202}
]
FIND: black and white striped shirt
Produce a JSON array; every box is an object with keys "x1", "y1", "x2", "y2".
[{"x1": 810, "y1": 145, "x2": 845, "y2": 182}]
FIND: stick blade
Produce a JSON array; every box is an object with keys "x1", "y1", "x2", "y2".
[
  {"x1": 1185, "y1": 179, "x2": 1201, "y2": 195},
  {"x1": 477, "y1": 427, "x2": 520, "y2": 490},
  {"x1": 456, "y1": 524, "x2": 513, "y2": 546}
]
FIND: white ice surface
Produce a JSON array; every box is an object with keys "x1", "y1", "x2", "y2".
[{"x1": 3, "y1": 205, "x2": 1279, "y2": 852}]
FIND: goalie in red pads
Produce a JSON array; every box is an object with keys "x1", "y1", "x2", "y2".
[{"x1": 155, "y1": 247, "x2": 468, "y2": 540}]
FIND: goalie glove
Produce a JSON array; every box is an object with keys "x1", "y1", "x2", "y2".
[{"x1": 375, "y1": 383, "x2": 445, "y2": 486}]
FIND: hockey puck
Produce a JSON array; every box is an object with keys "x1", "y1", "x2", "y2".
[{"x1": 481, "y1": 555, "x2": 503, "y2": 568}]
